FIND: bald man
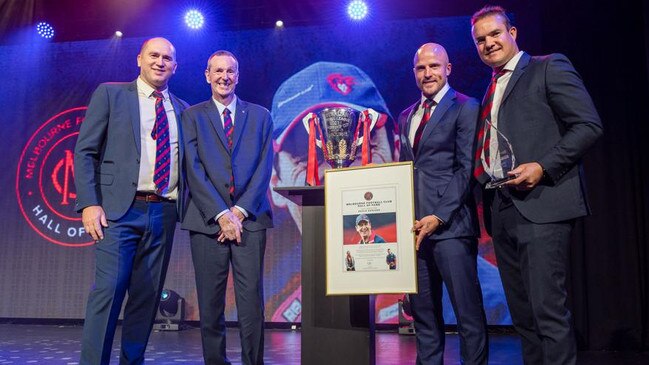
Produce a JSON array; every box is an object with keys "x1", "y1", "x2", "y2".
[
  {"x1": 398, "y1": 43, "x2": 488, "y2": 365},
  {"x1": 75, "y1": 37, "x2": 188, "y2": 364}
]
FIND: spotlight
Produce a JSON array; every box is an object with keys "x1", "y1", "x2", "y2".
[
  {"x1": 184, "y1": 9, "x2": 205, "y2": 30},
  {"x1": 275, "y1": 20, "x2": 284, "y2": 28},
  {"x1": 347, "y1": 0, "x2": 368, "y2": 21},
  {"x1": 154, "y1": 289, "x2": 186, "y2": 331},
  {"x1": 36, "y1": 22, "x2": 54, "y2": 39},
  {"x1": 114, "y1": 31, "x2": 123, "y2": 38}
]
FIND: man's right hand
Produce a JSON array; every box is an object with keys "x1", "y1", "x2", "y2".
[
  {"x1": 82, "y1": 205, "x2": 108, "y2": 241},
  {"x1": 217, "y1": 210, "x2": 243, "y2": 243}
]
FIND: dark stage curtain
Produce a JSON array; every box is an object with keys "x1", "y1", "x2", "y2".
[{"x1": 536, "y1": 0, "x2": 649, "y2": 351}]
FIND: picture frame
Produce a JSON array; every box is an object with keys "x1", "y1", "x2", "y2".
[{"x1": 324, "y1": 162, "x2": 417, "y2": 295}]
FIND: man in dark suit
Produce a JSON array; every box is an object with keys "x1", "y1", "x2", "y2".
[
  {"x1": 471, "y1": 6, "x2": 603, "y2": 365},
  {"x1": 74, "y1": 37, "x2": 188, "y2": 364},
  {"x1": 181, "y1": 50, "x2": 273, "y2": 365},
  {"x1": 399, "y1": 43, "x2": 488, "y2": 365}
]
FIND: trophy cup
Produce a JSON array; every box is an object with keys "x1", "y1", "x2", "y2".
[
  {"x1": 302, "y1": 107, "x2": 379, "y2": 185},
  {"x1": 485, "y1": 121, "x2": 517, "y2": 189}
]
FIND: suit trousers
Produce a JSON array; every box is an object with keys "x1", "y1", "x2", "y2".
[
  {"x1": 190, "y1": 229, "x2": 266, "y2": 365},
  {"x1": 491, "y1": 191, "x2": 576, "y2": 365},
  {"x1": 410, "y1": 236, "x2": 489, "y2": 365},
  {"x1": 80, "y1": 199, "x2": 177, "y2": 365}
]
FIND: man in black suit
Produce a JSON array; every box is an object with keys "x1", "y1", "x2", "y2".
[
  {"x1": 399, "y1": 43, "x2": 488, "y2": 365},
  {"x1": 181, "y1": 50, "x2": 273, "y2": 365},
  {"x1": 471, "y1": 6, "x2": 603, "y2": 365}
]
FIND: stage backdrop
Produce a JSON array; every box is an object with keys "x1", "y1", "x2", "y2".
[{"x1": 0, "y1": 16, "x2": 511, "y2": 324}]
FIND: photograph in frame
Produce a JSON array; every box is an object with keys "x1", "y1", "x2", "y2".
[{"x1": 324, "y1": 162, "x2": 417, "y2": 295}]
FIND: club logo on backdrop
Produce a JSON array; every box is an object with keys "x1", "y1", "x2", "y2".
[
  {"x1": 326, "y1": 73, "x2": 355, "y2": 96},
  {"x1": 16, "y1": 107, "x2": 92, "y2": 247},
  {"x1": 364, "y1": 191, "x2": 373, "y2": 201}
]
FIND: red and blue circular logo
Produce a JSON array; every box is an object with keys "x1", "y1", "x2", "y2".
[{"x1": 15, "y1": 107, "x2": 93, "y2": 247}]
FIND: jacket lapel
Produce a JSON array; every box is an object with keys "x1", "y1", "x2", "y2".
[
  {"x1": 169, "y1": 93, "x2": 184, "y2": 159},
  {"x1": 415, "y1": 89, "x2": 455, "y2": 157},
  {"x1": 204, "y1": 100, "x2": 230, "y2": 152},
  {"x1": 127, "y1": 81, "x2": 141, "y2": 154},
  {"x1": 402, "y1": 102, "x2": 418, "y2": 158},
  {"x1": 231, "y1": 99, "x2": 248, "y2": 151},
  {"x1": 501, "y1": 52, "x2": 530, "y2": 103}
]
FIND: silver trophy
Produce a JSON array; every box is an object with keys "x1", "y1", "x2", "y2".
[
  {"x1": 303, "y1": 107, "x2": 379, "y2": 169},
  {"x1": 484, "y1": 121, "x2": 517, "y2": 189}
]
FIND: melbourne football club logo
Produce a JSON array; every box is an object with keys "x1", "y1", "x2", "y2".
[
  {"x1": 15, "y1": 107, "x2": 92, "y2": 247},
  {"x1": 326, "y1": 73, "x2": 355, "y2": 96}
]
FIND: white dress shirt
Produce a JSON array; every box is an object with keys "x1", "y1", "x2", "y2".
[
  {"x1": 409, "y1": 82, "x2": 450, "y2": 146},
  {"x1": 482, "y1": 51, "x2": 524, "y2": 179},
  {"x1": 136, "y1": 77, "x2": 179, "y2": 199}
]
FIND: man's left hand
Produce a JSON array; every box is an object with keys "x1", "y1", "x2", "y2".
[
  {"x1": 412, "y1": 215, "x2": 442, "y2": 251},
  {"x1": 231, "y1": 206, "x2": 245, "y2": 222},
  {"x1": 505, "y1": 162, "x2": 544, "y2": 190}
]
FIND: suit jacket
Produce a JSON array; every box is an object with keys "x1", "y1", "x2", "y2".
[
  {"x1": 399, "y1": 88, "x2": 480, "y2": 240},
  {"x1": 481, "y1": 52, "x2": 603, "y2": 224},
  {"x1": 180, "y1": 97, "x2": 274, "y2": 235},
  {"x1": 74, "y1": 81, "x2": 188, "y2": 221}
]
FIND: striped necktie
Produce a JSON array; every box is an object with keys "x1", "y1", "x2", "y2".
[
  {"x1": 412, "y1": 98, "x2": 435, "y2": 154},
  {"x1": 151, "y1": 91, "x2": 170, "y2": 193},
  {"x1": 223, "y1": 108, "x2": 235, "y2": 196},
  {"x1": 474, "y1": 67, "x2": 508, "y2": 183}
]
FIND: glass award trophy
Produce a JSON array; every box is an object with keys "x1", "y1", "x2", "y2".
[{"x1": 485, "y1": 122, "x2": 517, "y2": 189}]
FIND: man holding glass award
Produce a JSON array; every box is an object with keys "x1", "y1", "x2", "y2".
[{"x1": 471, "y1": 6, "x2": 603, "y2": 365}]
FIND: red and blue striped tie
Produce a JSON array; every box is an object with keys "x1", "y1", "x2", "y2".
[
  {"x1": 223, "y1": 108, "x2": 235, "y2": 196},
  {"x1": 412, "y1": 98, "x2": 435, "y2": 155},
  {"x1": 151, "y1": 91, "x2": 170, "y2": 193},
  {"x1": 474, "y1": 68, "x2": 508, "y2": 183}
]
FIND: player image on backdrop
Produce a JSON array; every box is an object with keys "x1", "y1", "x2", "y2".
[{"x1": 267, "y1": 62, "x2": 398, "y2": 322}]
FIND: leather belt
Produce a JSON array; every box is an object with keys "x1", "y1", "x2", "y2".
[{"x1": 134, "y1": 192, "x2": 174, "y2": 203}]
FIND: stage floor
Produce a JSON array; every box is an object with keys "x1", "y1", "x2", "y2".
[{"x1": 0, "y1": 324, "x2": 647, "y2": 364}]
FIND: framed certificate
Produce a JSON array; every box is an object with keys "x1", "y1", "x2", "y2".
[{"x1": 324, "y1": 162, "x2": 417, "y2": 295}]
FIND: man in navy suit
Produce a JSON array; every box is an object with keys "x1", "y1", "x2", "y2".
[
  {"x1": 471, "y1": 6, "x2": 603, "y2": 365},
  {"x1": 181, "y1": 50, "x2": 273, "y2": 365},
  {"x1": 399, "y1": 43, "x2": 488, "y2": 365},
  {"x1": 74, "y1": 37, "x2": 188, "y2": 364}
]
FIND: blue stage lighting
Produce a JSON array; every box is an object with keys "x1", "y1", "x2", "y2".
[
  {"x1": 347, "y1": 0, "x2": 368, "y2": 21},
  {"x1": 161, "y1": 289, "x2": 171, "y2": 301},
  {"x1": 184, "y1": 10, "x2": 205, "y2": 30},
  {"x1": 36, "y1": 22, "x2": 54, "y2": 39}
]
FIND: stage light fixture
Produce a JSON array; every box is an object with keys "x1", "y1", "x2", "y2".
[
  {"x1": 154, "y1": 289, "x2": 186, "y2": 331},
  {"x1": 114, "y1": 31, "x2": 123, "y2": 38},
  {"x1": 347, "y1": 0, "x2": 369, "y2": 21},
  {"x1": 184, "y1": 9, "x2": 205, "y2": 30},
  {"x1": 36, "y1": 22, "x2": 54, "y2": 39},
  {"x1": 275, "y1": 20, "x2": 284, "y2": 28}
]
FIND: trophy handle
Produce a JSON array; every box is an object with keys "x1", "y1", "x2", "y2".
[
  {"x1": 302, "y1": 112, "x2": 323, "y2": 148},
  {"x1": 356, "y1": 108, "x2": 379, "y2": 145}
]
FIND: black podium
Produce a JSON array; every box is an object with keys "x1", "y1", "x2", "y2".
[{"x1": 273, "y1": 186, "x2": 375, "y2": 365}]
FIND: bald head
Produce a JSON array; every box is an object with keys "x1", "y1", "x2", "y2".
[
  {"x1": 413, "y1": 43, "x2": 449, "y2": 66},
  {"x1": 139, "y1": 37, "x2": 176, "y2": 58},
  {"x1": 413, "y1": 43, "x2": 452, "y2": 99},
  {"x1": 137, "y1": 37, "x2": 177, "y2": 90}
]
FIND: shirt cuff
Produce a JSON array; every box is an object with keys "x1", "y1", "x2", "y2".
[
  {"x1": 234, "y1": 205, "x2": 248, "y2": 217},
  {"x1": 215, "y1": 209, "x2": 230, "y2": 222},
  {"x1": 432, "y1": 214, "x2": 445, "y2": 226}
]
